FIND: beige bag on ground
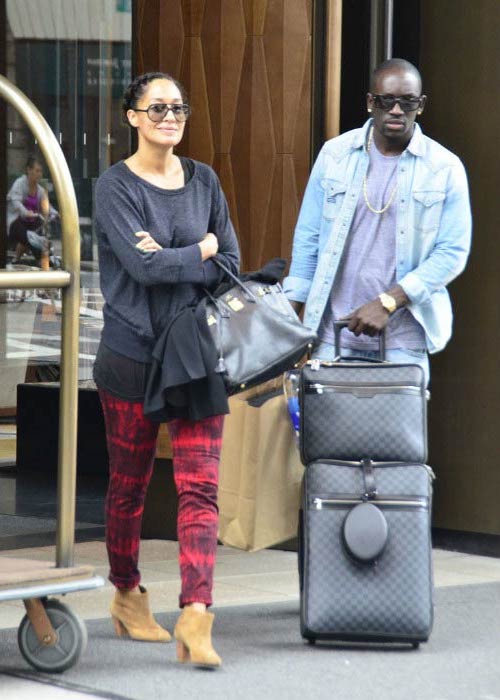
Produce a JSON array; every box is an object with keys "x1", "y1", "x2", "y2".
[{"x1": 218, "y1": 381, "x2": 304, "y2": 552}]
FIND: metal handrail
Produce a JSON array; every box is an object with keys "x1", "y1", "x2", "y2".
[{"x1": 0, "y1": 74, "x2": 80, "y2": 567}]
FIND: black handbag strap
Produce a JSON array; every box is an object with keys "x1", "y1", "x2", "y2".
[
  {"x1": 203, "y1": 287, "x2": 230, "y2": 318},
  {"x1": 204, "y1": 260, "x2": 259, "y2": 375},
  {"x1": 212, "y1": 258, "x2": 257, "y2": 302}
]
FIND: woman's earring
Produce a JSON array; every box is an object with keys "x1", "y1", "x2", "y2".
[
  {"x1": 367, "y1": 108, "x2": 372, "y2": 113},
  {"x1": 417, "y1": 109, "x2": 423, "y2": 114}
]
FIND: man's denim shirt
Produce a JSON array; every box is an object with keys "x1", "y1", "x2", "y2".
[{"x1": 283, "y1": 120, "x2": 472, "y2": 353}]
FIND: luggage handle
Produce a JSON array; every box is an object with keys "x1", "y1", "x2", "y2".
[
  {"x1": 212, "y1": 257, "x2": 257, "y2": 303},
  {"x1": 334, "y1": 320, "x2": 386, "y2": 362}
]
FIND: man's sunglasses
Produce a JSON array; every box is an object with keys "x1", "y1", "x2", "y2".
[
  {"x1": 133, "y1": 103, "x2": 191, "y2": 123},
  {"x1": 370, "y1": 94, "x2": 423, "y2": 112}
]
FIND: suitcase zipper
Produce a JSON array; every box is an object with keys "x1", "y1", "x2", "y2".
[
  {"x1": 312, "y1": 496, "x2": 427, "y2": 510},
  {"x1": 305, "y1": 383, "x2": 421, "y2": 396}
]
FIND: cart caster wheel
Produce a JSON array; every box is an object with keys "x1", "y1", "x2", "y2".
[
  {"x1": 412, "y1": 642, "x2": 420, "y2": 649},
  {"x1": 18, "y1": 599, "x2": 88, "y2": 673},
  {"x1": 307, "y1": 638, "x2": 316, "y2": 645}
]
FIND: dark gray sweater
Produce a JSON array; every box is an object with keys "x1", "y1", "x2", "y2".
[{"x1": 94, "y1": 159, "x2": 240, "y2": 362}]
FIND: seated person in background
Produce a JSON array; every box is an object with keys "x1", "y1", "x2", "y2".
[{"x1": 7, "y1": 156, "x2": 58, "y2": 270}]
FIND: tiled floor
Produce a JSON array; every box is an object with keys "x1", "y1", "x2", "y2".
[{"x1": 1, "y1": 540, "x2": 500, "y2": 631}]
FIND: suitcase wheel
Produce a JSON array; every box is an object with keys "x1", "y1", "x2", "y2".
[
  {"x1": 307, "y1": 638, "x2": 316, "y2": 645},
  {"x1": 412, "y1": 642, "x2": 420, "y2": 649}
]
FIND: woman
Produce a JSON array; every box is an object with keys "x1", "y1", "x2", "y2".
[
  {"x1": 93, "y1": 72, "x2": 240, "y2": 668},
  {"x1": 7, "y1": 156, "x2": 52, "y2": 269}
]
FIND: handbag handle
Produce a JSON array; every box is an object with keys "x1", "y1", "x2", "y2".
[
  {"x1": 203, "y1": 286, "x2": 230, "y2": 318},
  {"x1": 212, "y1": 258, "x2": 257, "y2": 303},
  {"x1": 203, "y1": 260, "x2": 254, "y2": 376},
  {"x1": 334, "y1": 320, "x2": 386, "y2": 361}
]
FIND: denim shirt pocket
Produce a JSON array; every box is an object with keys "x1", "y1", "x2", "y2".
[
  {"x1": 321, "y1": 179, "x2": 347, "y2": 221},
  {"x1": 412, "y1": 190, "x2": 446, "y2": 236}
]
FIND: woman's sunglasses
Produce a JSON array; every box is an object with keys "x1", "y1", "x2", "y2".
[{"x1": 133, "y1": 103, "x2": 191, "y2": 123}]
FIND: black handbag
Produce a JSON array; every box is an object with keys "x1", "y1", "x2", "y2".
[{"x1": 204, "y1": 259, "x2": 317, "y2": 395}]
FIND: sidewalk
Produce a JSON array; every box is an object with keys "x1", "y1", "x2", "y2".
[{"x1": 1, "y1": 541, "x2": 500, "y2": 699}]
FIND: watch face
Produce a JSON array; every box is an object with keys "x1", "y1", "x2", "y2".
[{"x1": 380, "y1": 294, "x2": 396, "y2": 313}]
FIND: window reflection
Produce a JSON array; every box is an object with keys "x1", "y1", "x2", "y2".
[
  {"x1": 5, "y1": 0, "x2": 131, "y2": 264},
  {"x1": 0, "y1": 0, "x2": 131, "y2": 425}
]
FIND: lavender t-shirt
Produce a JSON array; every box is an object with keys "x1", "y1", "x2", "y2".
[{"x1": 319, "y1": 141, "x2": 426, "y2": 351}]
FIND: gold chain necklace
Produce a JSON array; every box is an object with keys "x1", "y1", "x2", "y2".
[{"x1": 363, "y1": 127, "x2": 398, "y2": 215}]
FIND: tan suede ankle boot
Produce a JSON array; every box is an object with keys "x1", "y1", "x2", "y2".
[
  {"x1": 174, "y1": 608, "x2": 222, "y2": 668},
  {"x1": 110, "y1": 586, "x2": 171, "y2": 642}
]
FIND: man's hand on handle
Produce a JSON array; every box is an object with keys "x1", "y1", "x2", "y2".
[{"x1": 342, "y1": 285, "x2": 410, "y2": 337}]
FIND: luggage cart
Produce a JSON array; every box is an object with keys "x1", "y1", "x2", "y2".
[{"x1": 0, "y1": 75, "x2": 104, "y2": 672}]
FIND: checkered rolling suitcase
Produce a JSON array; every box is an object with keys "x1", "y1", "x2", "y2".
[
  {"x1": 299, "y1": 459, "x2": 434, "y2": 646},
  {"x1": 297, "y1": 322, "x2": 433, "y2": 646}
]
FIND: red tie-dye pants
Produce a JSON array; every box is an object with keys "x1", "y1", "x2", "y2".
[{"x1": 98, "y1": 388, "x2": 224, "y2": 608}]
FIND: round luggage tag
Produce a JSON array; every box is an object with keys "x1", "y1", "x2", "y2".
[{"x1": 342, "y1": 502, "x2": 388, "y2": 564}]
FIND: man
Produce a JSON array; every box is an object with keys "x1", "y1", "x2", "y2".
[{"x1": 283, "y1": 59, "x2": 471, "y2": 383}]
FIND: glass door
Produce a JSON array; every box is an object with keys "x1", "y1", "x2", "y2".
[{"x1": 0, "y1": 0, "x2": 131, "y2": 532}]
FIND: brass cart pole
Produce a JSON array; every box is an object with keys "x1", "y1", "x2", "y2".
[{"x1": 0, "y1": 75, "x2": 80, "y2": 567}]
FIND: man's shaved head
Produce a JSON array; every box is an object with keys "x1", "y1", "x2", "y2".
[{"x1": 370, "y1": 58, "x2": 422, "y2": 94}]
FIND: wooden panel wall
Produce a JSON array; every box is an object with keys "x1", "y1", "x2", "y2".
[
  {"x1": 134, "y1": 0, "x2": 313, "y2": 271},
  {"x1": 419, "y1": 0, "x2": 500, "y2": 535}
]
